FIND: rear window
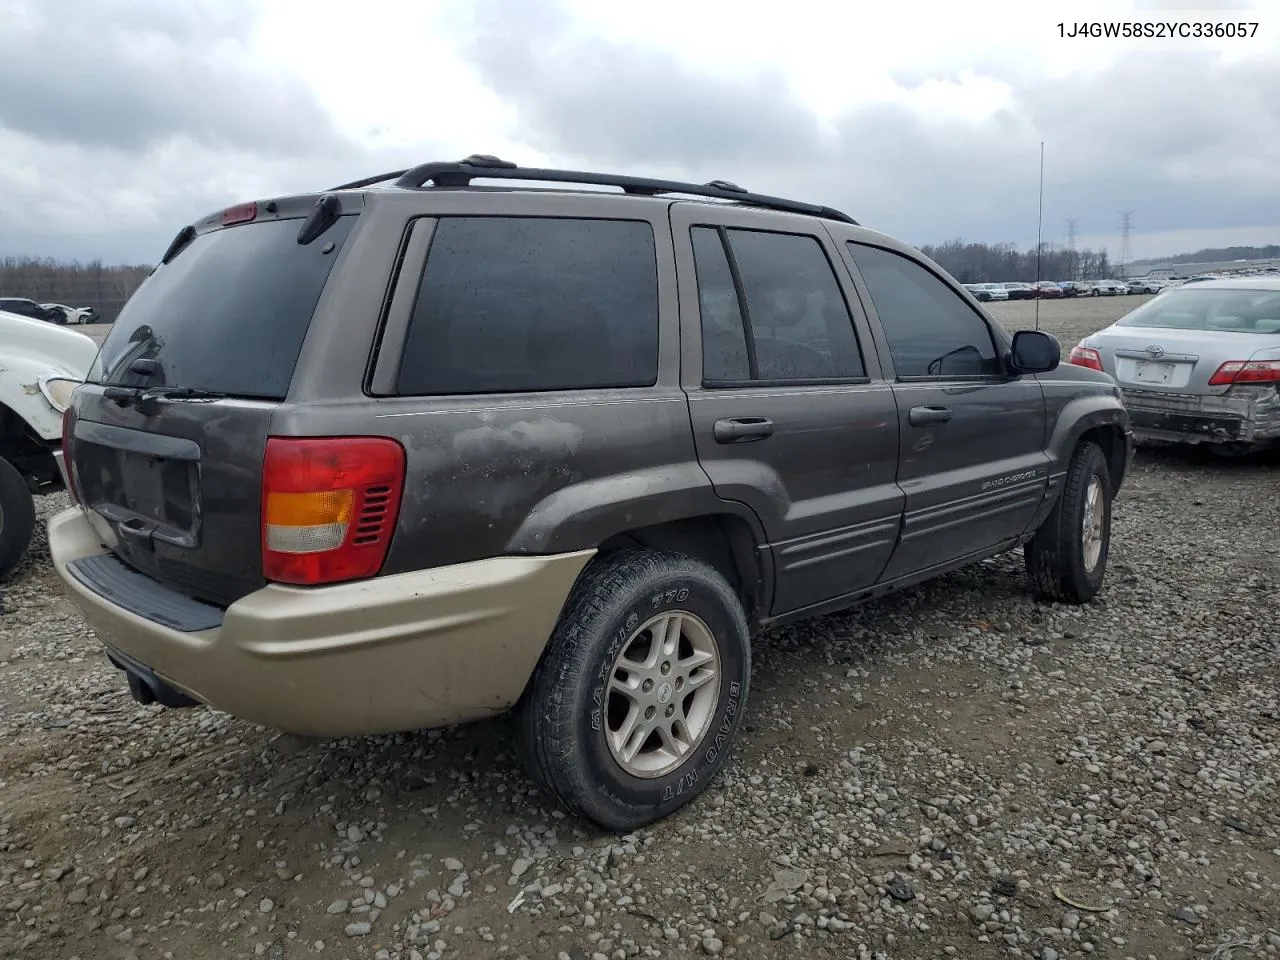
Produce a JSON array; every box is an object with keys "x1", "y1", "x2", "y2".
[
  {"x1": 89, "y1": 215, "x2": 357, "y2": 400},
  {"x1": 1116, "y1": 287, "x2": 1280, "y2": 333},
  {"x1": 395, "y1": 217, "x2": 659, "y2": 395}
]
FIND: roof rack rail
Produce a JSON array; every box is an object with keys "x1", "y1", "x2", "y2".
[
  {"x1": 329, "y1": 169, "x2": 411, "y2": 190},
  {"x1": 328, "y1": 154, "x2": 857, "y2": 224}
]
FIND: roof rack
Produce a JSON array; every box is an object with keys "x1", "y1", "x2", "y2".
[{"x1": 327, "y1": 154, "x2": 857, "y2": 224}]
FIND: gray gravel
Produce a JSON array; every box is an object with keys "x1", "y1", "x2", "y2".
[{"x1": 2, "y1": 302, "x2": 1278, "y2": 959}]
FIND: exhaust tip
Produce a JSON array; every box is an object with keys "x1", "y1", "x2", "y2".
[
  {"x1": 108, "y1": 652, "x2": 200, "y2": 709},
  {"x1": 125, "y1": 672, "x2": 157, "y2": 706}
]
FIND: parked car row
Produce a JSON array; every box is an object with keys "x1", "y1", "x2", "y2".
[
  {"x1": 0, "y1": 296, "x2": 98, "y2": 325},
  {"x1": 962, "y1": 279, "x2": 1169, "y2": 302}
]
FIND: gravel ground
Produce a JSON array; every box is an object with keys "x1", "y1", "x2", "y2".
[{"x1": 3, "y1": 298, "x2": 1278, "y2": 960}]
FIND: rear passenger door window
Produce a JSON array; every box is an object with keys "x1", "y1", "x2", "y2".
[
  {"x1": 395, "y1": 217, "x2": 659, "y2": 395},
  {"x1": 846, "y1": 243, "x2": 1002, "y2": 378},
  {"x1": 691, "y1": 226, "x2": 865, "y2": 384}
]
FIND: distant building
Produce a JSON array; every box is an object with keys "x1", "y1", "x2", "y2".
[{"x1": 1127, "y1": 257, "x2": 1280, "y2": 279}]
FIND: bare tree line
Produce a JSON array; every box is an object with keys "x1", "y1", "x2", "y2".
[
  {"x1": 0, "y1": 257, "x2": 151, "y2": 323},
  {"x1": 918, "y1": 241, "x2": 1113, "y2": 284},
  {"x1": 1, "y1": 244, "x2": 1115, "y2": 326},
  {"x1": 3, "y1": 239, "x2": 1274, "y2": 327}
]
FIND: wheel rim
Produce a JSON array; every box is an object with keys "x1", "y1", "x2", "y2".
[
  {"x1": 605, "y1": 610, "x2": 722, "y2": 779},
  {"x1": 1081, "y1": 475, "x2": 1106, "y2": 572}
]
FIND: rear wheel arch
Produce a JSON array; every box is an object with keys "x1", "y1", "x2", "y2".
[{"x1": 595, "y1": 513, "x2": 767, "y2": 625}]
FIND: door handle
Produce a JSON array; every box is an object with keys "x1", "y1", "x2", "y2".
[
  {"x1": 713, "y1": 417, "x2": 774, "y2": 443},
  {"x1": 908, "y1": 405, "x2": 952, "y2": 426}
]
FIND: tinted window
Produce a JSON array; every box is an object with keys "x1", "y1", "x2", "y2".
[
  {"x1": 89, "y1": 215, "x2": 357, "y2": 400},
  {"x1": 1, "y1": 299, "x2": 41, "y2": 318},
  {"x1": 397, "y1": 217, "x2": 658, "y2": 395},
  {"x1": 1115, "y1": 287, "x2": 1280, "y2": 333},
  {"x1": 691, "y1": 228, "x2": 863, "y2": 383},
  {"x1": 729, "y1": 230, "x2": 865, "y2": 381},
  {"x1": 691, "y1": 227, "x2": 750, "y2": 382},
  {"x1": 848, "y1": 243, "x2": 1000, "y2": 378}
]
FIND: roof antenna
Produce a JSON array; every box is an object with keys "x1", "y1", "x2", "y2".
[{"x1": 1034, "y1": 140, "x2": 1045, "y2": 332}]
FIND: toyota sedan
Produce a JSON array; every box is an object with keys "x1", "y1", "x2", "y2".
[{"x1": 1067, "y1": 278, "x2": 1280, "y2": 455}]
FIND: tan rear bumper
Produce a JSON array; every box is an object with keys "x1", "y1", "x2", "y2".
[{"x1": 47, "y1": 507, "x2": 591, "y2": 737}]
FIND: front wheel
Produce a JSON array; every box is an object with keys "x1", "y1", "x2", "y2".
[
  {"x1": 517, "y1": 549, "x2": 751, "y2": 832},
  {"x1": 0, "y1": 456, "x2": 37, "y2": 581},
  {"x1": 1024, "y1": 441, "x2": 1113, "y2": 604}
]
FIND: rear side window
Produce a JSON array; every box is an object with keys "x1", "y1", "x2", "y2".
[
  {"x1": 396, "y1": 217, "x2": 659, "y2": 395},
  {"x1": 691, "y1": 227, "x2": 751, "y2": 382},
  {"x1": 90, "y1": 215, "x2": 357, "y2": 400},
  {"x1": 691, "y1": 226, "x2": 865, "y2": 384}
]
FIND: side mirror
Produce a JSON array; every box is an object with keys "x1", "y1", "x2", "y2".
[{"x1": 1008, "y1": 330, "x2": 1060, "y2": 375}]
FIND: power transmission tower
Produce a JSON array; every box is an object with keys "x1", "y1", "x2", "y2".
[{"x1": 1119, "y1": 210, "x2": 1135, "y2": 276}]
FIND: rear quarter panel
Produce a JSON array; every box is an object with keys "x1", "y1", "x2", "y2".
[{"x1": 280, "y1": 191, "x2": 739, "y2": 574}]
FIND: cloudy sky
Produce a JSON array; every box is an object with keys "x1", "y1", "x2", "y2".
[{"x1": 2, "y1": 0, "x2": 1277, "y2": 265}]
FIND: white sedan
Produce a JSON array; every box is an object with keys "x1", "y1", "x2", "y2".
[{"x1": 41, "y1": 303, "x2": 99, "y2": 324}]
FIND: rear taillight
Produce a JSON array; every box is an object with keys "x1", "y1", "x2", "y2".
[
  {"x1": 61, "y1": 407, "x2": 80, "y2": 505},
  {"x1": 1207, "y1": 359, "x2": 1280, "y2": 387},
  {"x1": 1068, "y1": 345, "x2": 1104, "y2": 372},
  {"x1": 261, "y1": 436, "x2": 406, "y2": 586}
]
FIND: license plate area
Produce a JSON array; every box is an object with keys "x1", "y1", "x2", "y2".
[
  {"x1": 86, "y1": 448, "x2": 201, "y2": 546},
  {"x1": 72, "y1": 420, "x2": 204, "y2": 548},
  {"x1": 1133, "y1": 360, "x2": 1176, "y2": 384}
]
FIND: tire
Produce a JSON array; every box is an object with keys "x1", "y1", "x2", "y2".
[
  {"x1": 1024, "y1": 440, "x2": 1113, "y2": 604},
  {"x1": 0, "y1": 456, "x2": 37, "y2": 581},
  {"x1": 516, "y1": 549, "x2": 752, "y2": 832}
]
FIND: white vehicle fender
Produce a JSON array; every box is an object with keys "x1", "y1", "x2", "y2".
[
  {"x1": 0, "y1": 311, "x2": 98, "y2": 442},
  {"x1": 0, "y1": 353, "x2": 76, "y2": 441}
]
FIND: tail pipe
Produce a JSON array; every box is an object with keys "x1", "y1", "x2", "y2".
[{"x1": 106, "y1": 650, "x2": 201, "y2": 709}]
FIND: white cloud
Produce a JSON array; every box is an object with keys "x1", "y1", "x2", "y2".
[{"x1": 1, "y1": 0, "x2": 1276, "y2": 263}]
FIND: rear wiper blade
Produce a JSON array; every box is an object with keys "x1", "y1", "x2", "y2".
[
  {"x1": 141, "y1": 386, "x2": 227, "y2": 401},
  {"x1": 103, "y1": 385, "x2": 142, "y2": 408},
  {"x1": 297, "y1": 194, "x2": 341, "y2": 245}
]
